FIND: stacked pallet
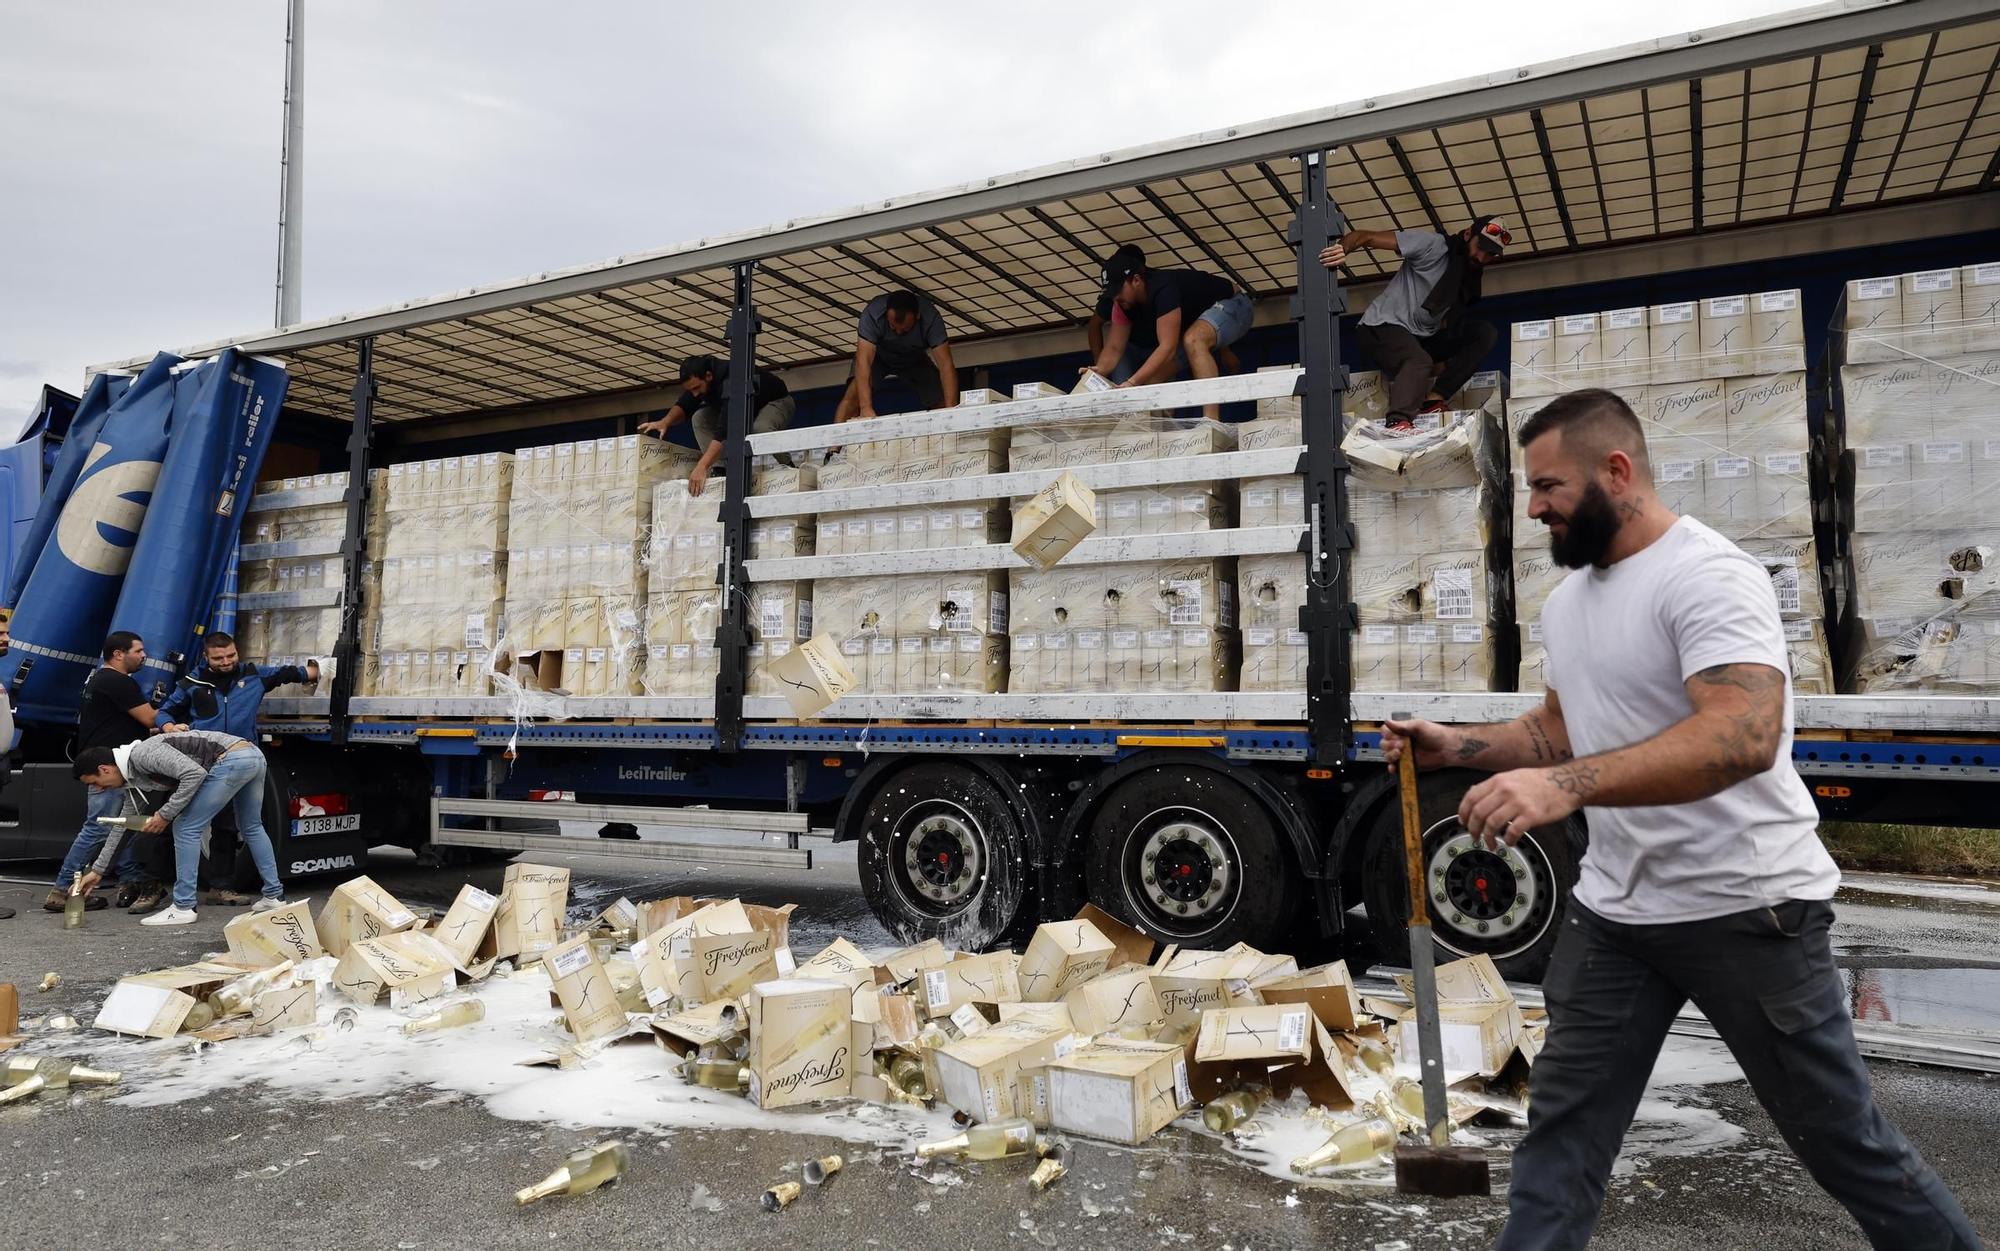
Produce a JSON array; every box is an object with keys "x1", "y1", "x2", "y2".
[
  {"x1": 362, "y1": 454, "x2": 513, "y2": 697},
  {"x1": 1839, "y1": 267, "x2": 2000, "y2": 691}
]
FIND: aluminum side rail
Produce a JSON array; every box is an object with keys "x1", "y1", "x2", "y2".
[
  {"x1": 744, "y1": 524, "x2": 1307, "y2": 581},
  {"x1": 746, "y1": 370, "x2": 1303, "y2": 458},
  {"x1": 430, "y1": 796, "x2": 811, "y2": 869}
]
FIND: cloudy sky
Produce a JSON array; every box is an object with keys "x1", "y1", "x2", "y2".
[{"x1": 0, "y1": 0, "x2": 1809, "y2": 426}]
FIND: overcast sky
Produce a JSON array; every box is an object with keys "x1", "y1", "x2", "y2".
[{"x1": 0, "y1": 0, "x2": 1810, "y2": 426}]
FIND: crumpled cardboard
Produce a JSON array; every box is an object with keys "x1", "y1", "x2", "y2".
[
  {"x1": 492, "y1": 863, "x2": 570, "y2": 961},
  {"x1": 547, "y1": 935, "x2": 630, "y2": 1046},
  {"x1": 94, "y1": 982, "x2": 197, "y2": 1038},
  {"x1": 918, "y1": 951, "x2": 1021, "y2": 1018},
  {"x1": 315, "y1": 876, "x2": 419, "y2": 958},
  {"x1": 333, "y1": 932, "x2": 456, "y2": 1009},
  {"x1": 649, "y1": 999, "x2": 742, "y2": 1059},
  {"x1": 1270, "y1": 1019, "x2": 1362, "y2": 1112},
  {"x1": 1073, "y1": 904, "x2": 1156, "y2": 970},
  {"x1": 223, "y1": 903, "x2": 323, "y2": 967},
  {"x1": 877, "y1": 940, "x2": 953, "y2": 985},
  {"x1": 1048, "y1": 1039, "x2": 1190, "y2": 1145},
  {"x1": 793, "y1": 938, "x2": 875, "y2": 993},
  {"x1": 250, "y1": 982, "x2": 319, "y2": 1031},
  {"x1": 1017, "y1": 919, "x2": 1116, "y2": 1002},
  {"x1": 1256, "y1": 961, "x2": 1363, "y2": 1032},
  {"x1": 746, "y1": 978, "x2": 854, "y2": 1109}
]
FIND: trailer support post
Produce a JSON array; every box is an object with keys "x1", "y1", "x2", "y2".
[
  {"x1": 713, "y1": 261, "x2": 760, "y2": 753},
  {"x1": 329, "y1": 335, "x2": 376, "y2": 744}
]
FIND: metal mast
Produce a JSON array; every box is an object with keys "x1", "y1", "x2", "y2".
[{"x1": 275, "y1": 0, "x2": 305, "y2": 328}]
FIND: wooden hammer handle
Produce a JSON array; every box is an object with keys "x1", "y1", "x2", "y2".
[{"x1": 1399, "y1": 746, "x2": 1428, "y2": 927}]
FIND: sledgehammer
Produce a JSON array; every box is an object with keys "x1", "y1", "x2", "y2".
[{"x1": 1390, "y1": 714, "x2": 1491, "y2": 1198}]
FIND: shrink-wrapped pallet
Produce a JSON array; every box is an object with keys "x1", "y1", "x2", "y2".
[
  {"x1": 245, "y1": 469, "x2": 385, "y2": 685},
  {"x1": 808, "y1": 573, "x2": 1007, "y2": 699},
  {"x1": 1009, "y1": 560, "x2": 1234, "y2": 694}
]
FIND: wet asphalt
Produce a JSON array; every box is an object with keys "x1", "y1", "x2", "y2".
[{"x1": 1, "y1": 851, "x2": 1996, "y2": 1250}]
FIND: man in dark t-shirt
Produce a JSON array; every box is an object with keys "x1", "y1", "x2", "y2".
[
  {"x1": 833, "y1": 289, "x2": 958, "y2": 421},
  {"x1": 48, "y1": 630, "x2": 169, "y2": 912},
  {"x1": 1085, "y1": 253, "x2": 1260, "y2": 419},
  {"x1": 637, "y1": 355, "x2": 795, "y2": 497}
]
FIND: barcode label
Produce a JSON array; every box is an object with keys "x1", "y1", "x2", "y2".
[
  {"x1": 1706, "y1": 295, "x2": 1748, "y2": 318},
  {"x1": 1655, "y1": 302, "x2": 1696, "y2": 323},
  {"x1": 1756, "y1": 290, "x2": 1799, "y2": 312},
  {"x1": 924, "y1": 970, "x2": 951, "y2": 1007},
  {"x1": 1173, "y1": 1059, "x2": 1192, "y2": 1108},
  {"x1": 1605, "y1": 308, "x2": 1645, "y2": 329},
  {"x1": 644, "y1": 984, "x2": 671, "y2": 1009},
  {"x1": 1922, "y1": 441, "x2": 1965, "y2": 464},
  {"x1": 1764, "y1": 453, "x2": 1805, "y2": 475},
  {"x1": 1972, "y1": 263, "x2": 2000, "y2": 286},
  {"x1": 1054, "y1": 1034, "x2": 1079, "y2": 1060},
  {"x1": 1246, "y1": 627, "x2": 1276, "y2": 646},
  {"x1": 1767, "y1": 559, "x2": 1802, "y2": 615},
  {"x1": 1167, "y1": 580, "x2": 1204, "y2": 626},
  {"x1": 1862, "y1": 446, "x2": 1907, "y2": 469},
  {"x1": 1277, "y1": 1011, "x2": 1308, "y2": 1053},
  {"x1": 1854, "y1": 277, "x2": 1898, "y2": 299},
  {"x1": 1659, "y1": 460, "x2": 1699, "y2": 483},
  {"x1": 951, "y1": 1004, "x2": 986, "y2": 1034},
  {"x1": 1405, "y1": 624, "x2": 1440, "y2": 644},
  {"x1": 463, "y1": 887, "x2": 497, "y2": 914},
  {"x1": 1526, "y1": 622, "x2": 1544, "y2": 643},
  {"x1": 1362, "y1": 625, "x2": 1398, "y2": 644},
  {"x1": 1711, "y1": 456, "x2": 1752, "y2": 479},
  {"x1": 550, "y1": 945, "x2": 591, "y2": 978},
  {"x1": 1558, "y1": 314, "x2": 1597, "y2": 335},
  {"x1": 1910, "y1": 270, "x2": 1955, "y2": 293},
  {"x1": 760, "y1": 600, "x2": 786, "y2": 638},
  {"x1": 1432, "y1": 567, "x2": 1474, "y2": 620},
  {"x1": 1451, "y1": 625, "x2": 1485, "y2": 644},
  {"x1": 1784, "y1": 619, "x2": 1815, "y2": 642},
  {"x1": 1514, "y1": 320, "x2": 1552, "y2": 341}
]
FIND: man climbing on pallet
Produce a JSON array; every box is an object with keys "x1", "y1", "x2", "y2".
[
  {"x1": 1324, "y1": 215, "x2": 1505, "y2": 429},
  {"x1": 1383, "y1": 389, "x2": 1983, "y2": 1251},
  {"x1": 832, "y1": 288, "x2": 958, "y2": 420},
  {"x1": 638, "y1": 355, "x2": 797, "y2": 497},
  {"x1": 1085, "y1": 249, "x2": 1270, "y2": 419}
]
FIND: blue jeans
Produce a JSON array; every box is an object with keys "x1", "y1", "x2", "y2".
[
  {"x1": 1499, "y1": 900, "x2": 1982, "y2": 1251},
  {"x1": 56, "y1": 784, "x2": 138, "y2": 889},
  {"x1": 170, "y1": 749, "x2": 282, "y2": 910}
]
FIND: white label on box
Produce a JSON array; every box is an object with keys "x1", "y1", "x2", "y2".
[
  {"x1": 1784, "y1": 619, "x2": 1814, "y2": 642},
  {"x1": 1985, "y1": 439, "x2": 2000, "y2": 459},
  {"x1": 550, "y1": 945, "x2": 591, "y2": 978},
  {"x1": 384, "y1": 907, "x2": 417, "y2": 929},
  {"x1": 463, "y1": 887, "x2": 498, "y2": 915},
  {"x1": 760, "y1": 600, "x2": 786, "y2": 638},
  {"x1": 1173, "y1": 1058, "x2": 1192, "y2": 1108},
  {"x1": 1767, "y1": 559, "x2": 1802, "y2": 615},
  {"x1": 1656, "y1": 302, "x2": 1696, "y2": 323},
  {"x1": 1606, "y1": 308, "x2": 1645, "y2": 329},
  {"x1": 1362, "y1": 625, "x2": 1398, "y2": 644},
  {"x1": 1181, "y1": 628, "x2": 1211, "y2": 647},
  {"x1": 930, "y1": 512, "x2": 953, "y2": 532},
  {"x1": 990, "y1": 592, "x2": 1008, "y2": 634},
  {"x1": 1167, "y1": 580, "x2": 1204, "y2": 626},
  {"x1": 1053, "y1": 1033, "x2": 1080, "y2": 1060},
  {"x1": 1242, "y1": 489, "x2": 1275, "y2": 510},
  {"x1": 1452, "y1": 624, "x2": 1485, "y2": 644},
  {"x1": 1013, "y1": 635, "x2": 1038, "y2": 654},
  {"x1": 463, "y1": 614, "x2": 488, "y2": 648},
  {"x1": 1973, "y1": 263, "x2": 2000, "y2": 286},
  {"x1": 1659, "y1": 459, "x2": 1699, "y2": 483},
  {"x1": 1432, "y1": 568, "x2": 1474, "y2": 620},
  {"x1": 1112, "y1": 629, "x2": 1140, "y2": 648},
  {"x1": 1277, "y1": 1011, "x2": 1308, "y2": 1054},
  {"x1": 775, "y1": 948, "x2": 796, "y2": 976},
  {"x1": 1712, "y1": 456, "x2": 1752, "y2": 479},
  {"x1": 1911, "y1": 270, "x2": 1955, "y2": 293},
  {"x1": 644, "y1": 984, "x2": 672, "y2": 1009},
  {"x1": 1923, "y1": 441, "x2": 1965, "y2": 464},
  {"x1": 872, "y1": 517, "x2": 897, "y2": 536},
  {"x1": 1855, "y1": 277, "x2": 1898, "y2": 300},
  {"x1": 984, "y1": 1085, "x2": 1002, "y2": 1123},
  {"x1": 1246, "y1": 627, "x2": 1276, "y2": 646},
  {"x1": 1076, "y1": 630, "x2": 1105, "y2": 650},
  {"x1": 1042, "y1": 633, "x2": 1068, "y2": 652},
  {"x1": 1558, "y1": 314, "x2": 1597, "y2": 335},
  {"x1": 1405, "y1": 624, "x2": 1440, "y2": 644},
  {"x1": 1284, "y1": 629, "x2": 1309, "y2": 647},
  {"x1": 1526, "y1": 622, "x2": 1545, "y2": 643},
  {"x1": 1514, "y1": 320, "x2": 1552, "y2": 341},
  {"x1": 1764, "y1": 453, "x2": 1805, "y2": 475},
  {"x1": 1862, "y1": 446, "x2": 1907, "y2": 469},
  {"x1": 951, "y1": 1004, "x2": 986, "y2": 1034},
  {"x1": 924, "y1": 970, "x2": 951, "y2": 1007},
  {"x1": 1146, "y1": 497, "x2": 1175, "y2": 518},
  {"x1": 1706, "y1": 295, "x2": 1748, "y2": 318},
  {"x1": 1144, "y1": 630, "x2": 1175, "y2": 648},
  {"x1": 1757, "y1": 290, "x2": 1799, "y2": 312}
]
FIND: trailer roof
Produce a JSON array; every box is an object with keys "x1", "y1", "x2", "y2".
[{"x1": 99, "y1": 0, "x2": 2000, "y2": 423}]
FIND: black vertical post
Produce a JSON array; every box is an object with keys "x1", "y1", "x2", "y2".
[
  {"x1": 1289, "y1": 151, "x2": 1358, "y2": 767},
  {"x1": 329, "y1": 336, "x2": 376, "y2": 745},
  {"x1": 712, "y1": 261, "x2": 759, "y2": 753}
]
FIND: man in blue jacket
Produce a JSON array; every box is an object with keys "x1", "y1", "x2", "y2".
[{"x1": 154, "y1": 632, "x2": 316, "y2": 907}]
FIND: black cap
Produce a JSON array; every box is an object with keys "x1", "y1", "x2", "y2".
[{"x1": 1100, "y1": 248, "x2": 1145, "y2": 296}]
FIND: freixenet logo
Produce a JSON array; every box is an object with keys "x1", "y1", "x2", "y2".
[
  {"x1": 268, "y1": 913, "x2": 313, "y2": 955},
  {"x1": 1157, "y1": 986, "x2": 1227, "y2": 1014},
  {"x1": 1053, "y1": 957, "x2": 1110, "y2": 994},
  {"x1": 702, "y1": 937, "x2": 772, "y2": 978},
  {"x1": 765, "y1": 1046, "x2": 850, "y2": 1097},
  {"x1": 1650, "y1": 383, "x2": 1723, "y2": 421},
  {"x1": 617, "y1": 763, "x2": 690, "y2": 783},
  {"x1": 1850, "y1": 365, "x2": 1923, "y2": 396},
  {"x1": 1727, "y1": 374, "x2": 1804, "y2": 415}
]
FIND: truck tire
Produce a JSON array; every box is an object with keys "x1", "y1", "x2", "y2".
[
  {"x1": 1083, "y1": 765, "x2": 1296, "y2": 950},
  {"x1": 857, "y1": 760, "x2": 1031, "y2": 949},
  {"x1": 1361, "y1": 769, "x2": 1582, "y2": 983}
]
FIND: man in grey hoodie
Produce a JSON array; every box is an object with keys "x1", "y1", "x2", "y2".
[{"x1": 71, "y1": 729, "x2": 286, "y2": 927}]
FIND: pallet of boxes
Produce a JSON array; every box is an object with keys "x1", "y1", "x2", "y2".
[
  {"x1": 1506, "y1": 293, "x2": 1832, "y2": 692},
  {"x1": 1836, "y1": 262, "x2": 2000, "y2": 693},
  {"x1": 239, "y1": 470, "x2": 387, "y2": 699}
]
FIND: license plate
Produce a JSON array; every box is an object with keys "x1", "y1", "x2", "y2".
[{"x1": 292, "y1": 814, "x2": 361, "y2": 837}]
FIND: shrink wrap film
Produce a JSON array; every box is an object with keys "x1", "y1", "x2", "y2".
[
  {"x1": 1648, "y1": 302, "x2": 1703, "y2": 384},
  {"x1": 1964, "y1": 263, "x2": 2000, "y2": 354},
  {"x1": 1750, "y1": 290, "x2": 1806, "y2": 375},
  {"x1": 1844, "y1": 275, "x2": 1906, "y2": 364},
  {"x1": 1596, "y1": 307, "x2": 1651, "y2": 389}
]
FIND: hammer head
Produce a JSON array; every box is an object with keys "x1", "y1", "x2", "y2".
[{"x1": 1393, "y1": 1144, "x2": 1491, "y2": 1197}]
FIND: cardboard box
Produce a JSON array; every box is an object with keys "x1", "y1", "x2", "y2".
[
  {"x1": 1193, "y1": 1005, "x2": 1313, "y2": 1063},
  {"x1": 1048, "y1": 1040, "x2": 1191, "y2": 1145},
  {"x1": 1396, "y1": 1001, "x2": 1519, "y2": 1078},
  {"x1": 1064, "y1": 967, "x2": 1163, "y2": 1036},
  {"x1": 1017, "y1": 919, "x2": 1117, "y2": 1002},
  {"x1": 315, "y1": 875, "x2": 419, "y2": 957},
  {"x1": 94, "y1": 982, "x2": 198, "y2": 1038},
  {"x1": 1256, "y1": 961, "x2": 1363, "y2": 1032},
  {"x1": 934, "y1": 1018, "x2": 1074, "y2": 1122},
  {"x1": 650, "y1": 999, "x2": 742, "y2": 1059},
  {"x1": 433, "y1": 884, "x2": 501, "y2": 974},
  {"x1": 1270, "y1": 1019, "x2": 1361, "y2": 1112},
  {"x1": 492, "y1": 863, "x2": 570, "y2": 961},
  {"x1": 1012, "y1": 471, "x2": 1098, "y2": 570},
  {"x1": 747, "y1": 979, "x2": 855, "y2": 1109},
  {"x1": 547, "y1": 935, "x2": 631, "y2": 1046},
  {"x1": 633, "y1": 899, "x2": 749, "y2": 1011},
  {"x1": 1012, "y1": 382, "x2": 1065, "y2": 401},
  {"x1": 688, "y1": 926, "x2": 781, "y2": 1004},
  {"x1": 919, "y1": 951, "x2": 1022, "y2": 1018},
  {"x1": 333, "y1": 933, "x2": 456, "y2": 1009},
  {"x1": 250, "y1": 982, "x2": 319, "y2": 1031},
  {"x1": 1392, "y1": 952, "x2": 1512, "y2": 1007},
  {"x1": 1150, "y1": 949, "x2": 1263, "y2": 1027},
  {"x1": 770, "y1": 633, "x2": 858, "y2": 718},
  {"x1": 1074, "y1": 903, "x2": 1156, "y2": 969},
  {"x1": 877, "y1": 939, "x2": 953, "y2": 984},
  {"x1": 794, "y1": 938, "x2": 876, "y2": 993},
  {"x1": 223, "y1": 902, "x2": 323, "y2": 967}
]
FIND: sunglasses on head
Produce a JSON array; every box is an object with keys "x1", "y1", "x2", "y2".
[{"x1": 1477, "y1": 221, "x2": 1512, "y2": 247}]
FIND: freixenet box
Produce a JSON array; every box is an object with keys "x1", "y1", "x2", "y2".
[
  {"x1": 1048, "y1": 1039, "x2": 1190, "y2": 1145},
  {"x1": 649, "y1": 999, "x2": 742, "y2": 1060},
  {"x1": 492, "y1": 863, "x2": 570, "y2": 961},
  {"x1": 1017, "y1": 918, "x2": 1117, "y2": 1002},
  {"x1": 934, "y1": 1018, "x2": 1075, "y2": 1123},
  {"x1": 1597, "y1": 307, "x2": 1650, "y2": 389},
  {"x1": 94, "y1": 981, "x2": 198, "y2": 1038},
  {"x1": 633, "y1": 899, "x2": 746, "y2": 1011},
  {"x1": 547, "y1": 935, "x2": 630, "y2": 1046},
  {"x1": 1700, "y1": 294, "x2": 1752, "y2": 378},
  {"x1": 1064, "y1": 966, "x2": 1163, "y2": 1036},
  {"x1": 224, "y1": 902, "x2": 323, "y2": 967},
  {"x1": 1395, "y1": 1001, "x2": 1519, "y2": 1077},
  {"x1": 595, "y1": 896, "x2": 640, "y2": 934},
  {"x1": 1255, "y1": 961, "x2": 1363, "y2": 1031},
  {"x1": 1509, "y1": 320, "x2": 1556, "y2": 397},
  {"x1": 747, "y1": 978, "x2": 855, "y2": 1109},
  {"x1": 333, "y1": 932, "x2": 456, "y2": 1009},
  {"x1": 1553, "y1": 313, "x2": 1600, "y2": 387},
  {"x1": 1012, "y1": 381, "x2": 1065, "y2": 401},
  {"x1": 1074, "y1": 904, "x2": 1156, "y2": 969},
  {"x1": 688, "y1": 925, "x2": 781, "y2": 1004},
  {"x1": 1270, "y1": 1018, "x2": 1362, "y2": 1112},
  {"x1": 793, "y1": 938, "x2": 876, "y2": 993},
  {"x1": 250, "y1": 981, "x2": 319, "y2": 1031},
  {"x1": 876, "y1": 938, "x2": 954, "y2": 985},
  {"x1": 1149, "y1": 949, "x2": 1263, "y2": 1027},
  {"x1": 433, "y1": 884, "x2": 501, "y2": 974},
  {"x1": 1193, "y1": 1005, "x2": 1313, "y2": 1063},
  {"x1": 918, "y1": 951, "x2": 1022, "y2": 1018},
  {"x1": 1012, "y1": 471, "x2": 1098, "y2": 570},
  {"x1": 316, "y1": 876, "x2": 419, "y2": 958},
  {"x1": 770, "y1": 633, "x2": 858, "y2": 718},
  {"x1": 1648, "y1": 301, "x2": 1703, "y2": 384}
]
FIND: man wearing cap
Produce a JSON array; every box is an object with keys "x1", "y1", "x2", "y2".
[
  {"x1": 1323, "y1": 216, "x2": 1507, "y2": 428},
  {"x1": 833, "y1": 288, "x2": 958, "y2": 422},
  {"x1": 637, "y1": 355, "x2": 796, "y2": 497},
  {"x1": 1085, "y1": 253, "x2": 1268, "y2": 420}
]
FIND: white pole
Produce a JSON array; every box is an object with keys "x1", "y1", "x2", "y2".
[{"x1": 275, "y1": 0, "x2": 305, "y2": 328}]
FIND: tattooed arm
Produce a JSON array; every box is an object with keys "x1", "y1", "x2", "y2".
[
  {"x1": 1456, "y1": 663, "x2": 1786, "y2": 847},
  {"x1": 1382, "y1": 689, "x2": 1574, "y2": 773}
]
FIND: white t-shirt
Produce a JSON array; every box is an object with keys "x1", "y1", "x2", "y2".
[{"x1": 1542, "y1": 516, "x2": 1838, "y2": 924}]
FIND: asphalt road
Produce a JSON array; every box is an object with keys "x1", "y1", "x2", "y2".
[{"x1": 2, "y1": 850, "x2": 1996, "y2": 1250}]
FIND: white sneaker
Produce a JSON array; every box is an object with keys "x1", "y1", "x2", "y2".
[
  {"x1": 251, "y1": 897, "x2": 284, "y2": 914},
  {"x1": 140, "y1": 905, "x2": 199, "y2": 927}
]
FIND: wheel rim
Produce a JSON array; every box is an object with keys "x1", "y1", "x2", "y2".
[
  {"x1": 891, "y1": 801, "x2": 987, "y2": 918},
  {"x1": 1127, "y1": 806, "x2": 1240, "y2": 931},
  {"x1": 1421, "y1": 818, "x2": 1556, "y2": 960}
]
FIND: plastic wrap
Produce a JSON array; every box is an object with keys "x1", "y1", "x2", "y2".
[
  {"x1": 812, "y1": 573, "x2": 1008, "y2": 698},
  {"x1": 1008, "y1": 560, "x2": 1235, "y2": 694},
  {"x1": 1508, "y1": 296, "x2": 1802, "y2": 397}
]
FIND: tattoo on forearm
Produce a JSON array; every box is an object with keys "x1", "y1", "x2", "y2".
[
  {"x1": 1548, "y1": 761, "x2": 1600, "y2": 801},
  {"x1": 1455, "y1": 736, "x2": 1490, "y2": 762},
  {"x1": 1522, "y1": 711, "x2": 1571, "y2": 763}
]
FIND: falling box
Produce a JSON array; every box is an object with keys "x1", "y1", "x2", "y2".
[
  {"x1": 1012, "y1": 471, "x2": 1097, "y2": 570},
  {"x1": 770, "y1": 633, "x2": 858, "y2": 718}
]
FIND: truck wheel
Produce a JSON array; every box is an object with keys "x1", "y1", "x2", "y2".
[
  {"x1": 1084, "y1": 766, "x2": 1295, "y2": 949},
  {"x1": 857, "y1": 760, "x2": 1030, "y2": 949},
  {"x1": 1361, "y1": 770, "x2": 1582, "y2": 983}
]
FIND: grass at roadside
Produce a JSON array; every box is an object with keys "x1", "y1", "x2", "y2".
[{"x1": 1820, "y1": 822, "x2": 2000, "y2": 877}]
